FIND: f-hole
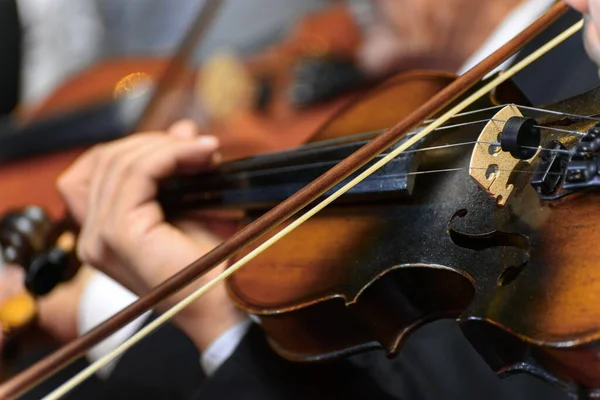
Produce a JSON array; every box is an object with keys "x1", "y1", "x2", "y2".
[{"x1": 447, "y1": 209, "x2": 530, "y2": 286}]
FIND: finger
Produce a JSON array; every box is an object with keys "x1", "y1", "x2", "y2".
[
  {"x1": 79, "y1": 135, "x2": 219, "y2": 263},
  {"x1": 57, "y1": 145, "x2": 104, "y2": 223},
  {"x1": 100, "y1": 135, "x2": 219, "y2": 218},
  {"x1": 564, "y1": 0, "x2": 591, "y2": 14},
  {"x1": 357, "y1": 24, "x2": 410, "y2": 77},
  {"x1": 86, "y1": 135, "x2": 168, "y2": 218},
  {"x1": 178, "y1": 135, "x2": 222, "y2": 174},
  {"x1": 58, "y1": 133, "x2": 164, "y2": 224},
  {"x1": 78, "y1": 134, "x2": 169, "y2": 264},
  {"x1": 584, "y1": 17, "x2": 600, "y2": 66},
  {"x1": 0, "y1": 265, "x2": 25, "y2": 302},
  {"x1": 116, "y1": 135, "x2": 220, "y2": 207},
  {"x1": 109, "y1": 136, "x2": 220, "y2": 240},
  {"x1": 579, "y1": 0, "x2": 600, "y2": 68},
  {"x1": 168, "y1": 119, "x2": 199, "y2": 139},
  {"x1": 589, "y1": 0, "x2": 600, "y2": 45},
  {"x1": 76, "y1": 133, "x2": 219, "y2": 266}
]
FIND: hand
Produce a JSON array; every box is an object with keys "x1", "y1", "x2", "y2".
[
  {"x1": 0, "y1": 263, "x2": 86, "y2": 353},
  {"x1": 565, "y1": 0, "x2": 600, "y2": 66},
  {"x1": 0, "y1": 262, "x2": 96, "y2": 344},
  {"x1": 57, "y1": 120, "x2": 246, "y2": 351},
  {"x1": 0, "y1": 265, "x2": 30, "y2": 352}
]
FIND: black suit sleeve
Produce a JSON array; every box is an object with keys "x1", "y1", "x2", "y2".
[
  {"x1": 18, "y1": 315, "x2": 204, "y2": 400},
  {"x1": 192, "y1": 323, "x2": 397, "y2": 400},
  {"x1": 98, "y1": 314, "x2": 204, "y2": 400},
  {"x1": 98, "y1": 318, "x2": 395, "y2": 400}
]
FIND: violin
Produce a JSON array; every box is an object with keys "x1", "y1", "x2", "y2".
[{"x1": 2, "y1": 2, "x2": 600, "y2": 399}]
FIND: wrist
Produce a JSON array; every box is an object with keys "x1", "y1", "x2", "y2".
[
  {"x1": 174, "y1": 293, "x2": 247, "y2": 352},
  {"x1": 37, "y1": 266, "x2": 94, "y2": 342},
  {"x1": 200, "y1": 318, "x2": 251, "y2": 375}
]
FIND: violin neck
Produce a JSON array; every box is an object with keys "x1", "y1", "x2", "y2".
[{"x1": 158, "y1": 134, "x2": 419, "y2": 215}]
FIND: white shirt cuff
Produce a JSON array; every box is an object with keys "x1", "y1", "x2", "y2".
[
  {"x1": 78, "y1": 271, "x2": 252, "y2": 378},
  {"x1": 78, "y1": 271, "x2": 151, "y2": 379},
  {"x1": 200, "y1": 318, "x2": 252, "y2": 376}
]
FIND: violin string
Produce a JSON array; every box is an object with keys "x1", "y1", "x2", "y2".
[
  {"x1": 249, "y1": 103, "x2": 597, "y2": 160},
  {"x1": 221, "y1": 119, "x2": 492, "y2": 173},
  {"x1": 219, "y1": 137, "x2": 576, "y2": 182},
  {"x1": 534, "y1": 125, "x2": 586, "y2": 136},
  {"x1": 227, "y1": 107, "x2": 594, "y2": 172},
  {"x1": 394, "y1": 166, "x2": 565, "y2": 178},
  {"x1": 43, "y1": 18, "x2": 584, "y2": 400},
  {"x1": 223, "y1": 119, "x2": 494, "y2": 172},
  {"x1": 225, "y1": 115, "x2": 585, "y2": 173},
  {"x1": 520, "y1": 144, "x2": 571, "y2": 154},
  {"x1": 178, "y1": 140, "x2": 572, "y2": 194},
  {"x1": 264, "y1": 104, "x2": 596, "y2": 157},
  {"x1": 516, "y1": 104, "x2": 600, "y2": 122},
  {"x1": 489, "y1": 119, "x2": 587, "y2": 136},
  {"x1": 236, "y1": 165, "x2": 567, "y2": 183},
  {"x1": 204, "y1": 141, "x2": 505, "y2": 181},
  {"x1": 422, "y1": 104, "x2": 505, "y2": 121},
  {"x1": 234, "y1": 105, "x2": 508, "y2": 159},
  {"x1": 191, "y1": 140, "x2": 485, "y2": 183}
]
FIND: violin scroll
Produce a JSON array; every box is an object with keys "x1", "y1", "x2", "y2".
[
  {"x1": 0, "y1": 206, "x2": 52, "y2": 266},
  {"x1": 0, "y1": 207, "x2": 77, "y2": 296}
]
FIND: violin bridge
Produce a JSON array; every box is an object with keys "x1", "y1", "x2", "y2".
[{"x1": 469, "y1": 105, "x2": 539, "y2": 206}]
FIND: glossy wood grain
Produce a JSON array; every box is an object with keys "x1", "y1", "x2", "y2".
[{"x1": 228, "y1": 76, "x2": 600, "y2": 397}]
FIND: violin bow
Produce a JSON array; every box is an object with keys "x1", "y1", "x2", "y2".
[
  {"x1": 0, "y1": 1, "x2": 578, "y2": 399},
  {"x1": 134, "y1": 0, "x2": 222, "y2": 132}
]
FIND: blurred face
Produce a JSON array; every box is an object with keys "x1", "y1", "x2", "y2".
[
  {"x1": 358, "y1": 0, "x2": 525, "y2": 75},
  {"x1": 564, "y1": 0, "x2": 590, "y2": 12}
]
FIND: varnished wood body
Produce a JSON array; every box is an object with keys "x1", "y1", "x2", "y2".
[{"x1": 227, "y1": 77, "x2": 600, "y2": 396}]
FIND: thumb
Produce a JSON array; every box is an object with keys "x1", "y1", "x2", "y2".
[
  {"x1": 356, "y1": 25, "x2": 411, "y2": 78},
  {"x1": 173, "y1": 135, "x2": 222, "y2": 176},
  {"x1": 563, "y1": 0, "x2": 590, "y2": 14},
  {"x1": 121, "y1": 134, "x2": 222, "y2": 199},
  {"x1": 168, "y1": 119, "x2": 200, "y2": 139}
]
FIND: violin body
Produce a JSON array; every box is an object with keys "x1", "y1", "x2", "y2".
[
  {"x1": 222, "y1": 70, "x2": 501, "y2": 360},
  {"x1": 203, "y1": 74, "x2": 600, "y2": 396}
]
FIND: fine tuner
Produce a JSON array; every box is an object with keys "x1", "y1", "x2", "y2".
[{"x1": 471, "y1": 104, "x2": 600, "y2": 205}]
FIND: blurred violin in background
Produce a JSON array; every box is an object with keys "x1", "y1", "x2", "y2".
[{"x1": 0, "y1": 0, "x2": 379, "y2": 378}]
